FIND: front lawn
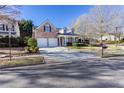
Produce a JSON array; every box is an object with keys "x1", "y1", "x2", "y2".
[
  {"x1": 67, "y1": 44, "x2": 124, "y2": 57},
  {"x1": 67, "y1": 46, "x2": 101, "y2": 53},
  {"x1": 0, "y1": 56, "x2": 44, "y2": 68},
  {"x1": 103, "y1": 45, "x2": 124, "y2": 57}
]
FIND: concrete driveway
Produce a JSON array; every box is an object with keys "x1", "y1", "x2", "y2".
[{"x1": 40, "y1": 47, "x2": 95, "y2": 62}]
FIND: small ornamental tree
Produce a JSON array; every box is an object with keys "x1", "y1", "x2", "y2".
[
  {"x1": 26, "y1": 38, "x2": 39, "y2": 53},
  {"x1": 19, "y1": 20, "x2": 33, "y2": 38}
]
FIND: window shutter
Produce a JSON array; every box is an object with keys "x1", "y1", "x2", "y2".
[
  {"x1": 44, "y1": 25, "x2": 45, "y2": 32},
  {"x1": 6, "y1": 25, "x2": 8, "y2": 31},
  {"x1": 2, "y1": 24, "x2": 5, "y2": 30},
  {"x1": 50, "y1": 26, "x2": 51, "y2": 32},
  {"x1": 12, "y1": 25, "x2": 14, "y2": 31}
]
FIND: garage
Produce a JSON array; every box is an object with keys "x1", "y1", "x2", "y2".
[
  {"x1": 48, "y1": 38, "x2": 58, "y2": 47},
  {"x1": 37, "y1": 38, "x2": 58, "y2": 48}
]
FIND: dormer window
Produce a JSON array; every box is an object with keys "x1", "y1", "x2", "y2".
[{"x1": 44, "y1": 24, "x2": 51, "y2": 32}]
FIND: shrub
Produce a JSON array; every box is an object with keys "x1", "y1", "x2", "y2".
[
  {"x1": 26, "y1": 38, "x2": 39, "y2": 53},
  {"x1": 119, "y1": 39, "x2": 124, "y2": 43},
  {"x1": 105, "y1": 40, "x2": 117, "y2": 44},
  {"x1": 66, "y1": 42, "x2": 72, "y2": 46},
  {"x1": 24, "y1": 36, "x2": 30, "y2": 45},
  {"x1": 72, "y1": 42, "x2": 78, "y2": 46},
  {"x1": 28, "y1": 38, "x2": 37, "y2": 47},
  {"x1": 0, "y1": 36, "x2": 30, "y2": 47},
  {"x1": 0, "y1": 36, "x2": 20, "y2": 47},
  {"x1": 72, "y1": 42, "x2": 88, "y2": 47}
]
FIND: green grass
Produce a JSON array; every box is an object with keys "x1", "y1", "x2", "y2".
[
  {"x1": 103, "y1": 45, "x2": 124, "y2": 57},
  {"x1": 68, "y1": 46, "x2": 101, "y2": 53},
  {"x1": 0, "y1": 56, "x2": 44, "y2": 68},
  {"x1": 68, "y1": 44, "x2": 124, "y2": 57}
]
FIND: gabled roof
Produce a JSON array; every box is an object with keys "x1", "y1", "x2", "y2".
[{"x1": 36, "y1": 19, "x2": 57, "y2": 31}]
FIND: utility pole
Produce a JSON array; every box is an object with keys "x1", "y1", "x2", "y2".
[
  {"x1": 101, "y1": 35, "x2": 104, "y2": 58},
  {"x1": 101, "y1": 20, "x2": 104, "y2": 58},
  {"x1": 115, "y1": 27, "x2": 118, "y2": 47},
  {"x1": 9, "y1": 30, "x2": 12, "y2": 61}
]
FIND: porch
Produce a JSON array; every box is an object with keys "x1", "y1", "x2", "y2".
[{"x1": 58, "y1": 35, "x2": 78, "y2": 46}]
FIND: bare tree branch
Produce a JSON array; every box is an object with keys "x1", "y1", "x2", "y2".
[
  {"x1": 0, "y1": 5, "x2": 6, "y2": 9},
  {"x1": 0, "y1": 5, "x2": 21, "y2": 19}
]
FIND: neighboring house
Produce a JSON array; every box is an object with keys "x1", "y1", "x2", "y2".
[
  {"x1": 0, "y1": 15, "x2": 20, "y2": 37},
  {"x1": 102, "y1": 34, "x2": 116, "y2": 41},
  {"x1": 98, "y1": 33, "x2": 123, "y2": 41},
  {"x1": 34, "y1": 20, "x2": 78, "y2": 48}
]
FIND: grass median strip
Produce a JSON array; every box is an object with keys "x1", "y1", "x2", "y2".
[{"x1": 0, "y1": 56, "x2": 44, "y2": 68}]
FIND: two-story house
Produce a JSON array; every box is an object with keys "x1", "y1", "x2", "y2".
[
  {"x1": 0, "y1": 14, "x2": 20, "y2": 37},
  {"x1": 34, "y1": 20, "x2": 78, "y2": 48}
]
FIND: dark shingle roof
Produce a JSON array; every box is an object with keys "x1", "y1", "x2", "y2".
[{"x1": 58, "y1": 33, "x2": 78, "y2": 36}]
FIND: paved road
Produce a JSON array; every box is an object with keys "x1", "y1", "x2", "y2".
[{"x1": 1, "y1": 56, "x2": 124, "y2": 88}]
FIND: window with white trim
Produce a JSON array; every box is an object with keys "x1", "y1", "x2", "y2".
[{"x1": 44, "y1": 25, "x2": 51, "y2": 32}]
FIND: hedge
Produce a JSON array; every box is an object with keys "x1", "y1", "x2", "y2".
[
  {"x1": 72, "y1": 42, "x2": 88, "y2": 47},
  {"x1": 0, "y1": 36, "x2": 27, "y2": 47}
]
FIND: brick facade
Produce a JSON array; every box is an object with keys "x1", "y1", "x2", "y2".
[{"x1": 35, "y1": 23, "x2": 58, "y2": 38}]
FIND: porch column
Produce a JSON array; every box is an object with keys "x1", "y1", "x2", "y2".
[
  {"x1": 73, "y1": 37, "x2": 75, "y2": 42},
  {"x1": 58, "y1": 37, "x2": 61, "y2": 46},
  {"x1": 58, "y1": 37, "x2": 60, "y2": 46},
  {"x1": 64, "y1": 36, "x2": 67, "y2": 46},
  {"x1": 75, "y1": 37, "x2": 77, "y2": 42}
]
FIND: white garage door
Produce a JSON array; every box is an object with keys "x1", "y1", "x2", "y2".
[
  {"x1": 37, "y1": 38, "x2": 47, "y2": 48},
  {"x1": 37, "y1": 38, "x2": 58, "y2": 48},
  {"x1": 49, "y1": 38, "x2": 58, "y2": 47}
]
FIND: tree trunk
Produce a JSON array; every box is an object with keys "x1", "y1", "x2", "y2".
[
  {"x1": 101, "y1": 35, "x2": 104, "y2": 58},
  {"x1": 115, "y1": 27, "x2": 118, "y2": 47}
]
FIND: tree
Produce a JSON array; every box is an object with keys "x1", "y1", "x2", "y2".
[
  {"x1": 0, "y1": 5, "x2": 21, "y2": 19},
  {"x1": 89, "y1": 6, "x2": 124, "y2": 57},
  {"x1": 70, "y1": 6, "x2": 124, "y2": 57},
  {"x1": 26, "y1": 38, "x2": 39, "y2": 53},
  {"x1": 0, "y1": 5, "x2": 21, "y2": 25},
  {"x1": 70, "y1": 14, "x2": 99, "y2": 45},
  {"x1": 0, "y1": 5, "x2": 21, "y2": 61},
  {"x1": 70, "y1": 14, "x2": 89, "y2": 39},
  {"x1": 89, "y1": 6, "x2": 124, "y2": 42},
  {"x1": 19, "y1": 19, "x2": 33, "y2": 38}
]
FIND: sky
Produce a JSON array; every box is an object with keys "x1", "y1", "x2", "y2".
[{"x1": 21, "y1": 5, "x2": 93, "y2": 28}]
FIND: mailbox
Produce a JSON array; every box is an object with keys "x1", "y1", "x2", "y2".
[{"x1": 102, "y1": 45, "x2": 108, "y2": 49}]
